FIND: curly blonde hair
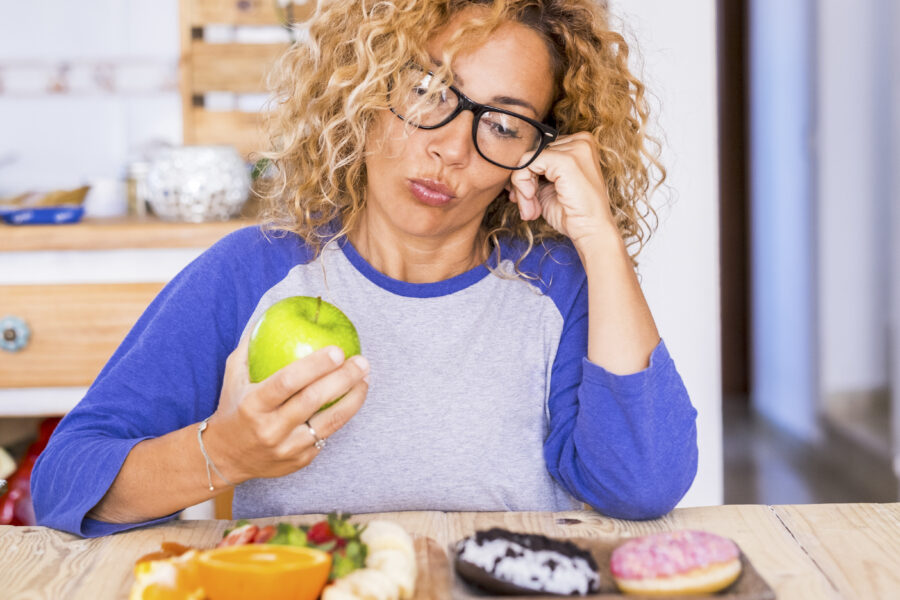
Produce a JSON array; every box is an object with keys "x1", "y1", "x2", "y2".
[{"x1": 256, "y1": 0, "x2": 664, "y2": 270}]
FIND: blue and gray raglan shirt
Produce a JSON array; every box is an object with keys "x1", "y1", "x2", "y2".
[{"x1": 32, "y1": 226, "x2": 698, "y2": 537}]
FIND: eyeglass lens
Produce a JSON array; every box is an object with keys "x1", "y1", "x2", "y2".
[{"x1": 391, "y1": 69, "x2": 544, "y2": 169}]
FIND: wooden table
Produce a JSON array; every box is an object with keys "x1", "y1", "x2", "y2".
[{"x1": 2, "y1": 503, "x2": 899, "y2": 599}]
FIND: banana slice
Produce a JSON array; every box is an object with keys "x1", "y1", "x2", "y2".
[
  {"x1": 367, "y1": 549, "x2": 416, "y2": 599},
  {"x1": 328, "y1": 521, "x2": 417, "y2": 600},
  {"x1": 332, "y1": 568, "x2": 399, "y2": 600},
  {"x1": 361, "y1": 521, "x2": 416, "y2": 561},
  {"x1": 321, "y1": 585, "x2": 360, "y2": 600}
]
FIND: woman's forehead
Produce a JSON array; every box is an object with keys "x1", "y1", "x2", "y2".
[{"x1": 424, "y1": 13, "x2": 556, "y2": 118}]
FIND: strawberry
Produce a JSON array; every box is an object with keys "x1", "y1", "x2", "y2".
[
  {"x1": 252, "y1": 525, "x2": 277, "y2": 544},
  {"x1": 307, "y1": 520, "x2": 335, "y2": 545},
  {"x1": 217, "y1": 523, "x2": 258, "y2": 548},
  {"x1": 215, "y1": 512, "x2": 367, "y2": 582}
]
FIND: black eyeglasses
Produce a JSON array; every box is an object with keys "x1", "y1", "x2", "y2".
[{"x1": 389, "y1": 65, "x2": 558, "y2": 170}]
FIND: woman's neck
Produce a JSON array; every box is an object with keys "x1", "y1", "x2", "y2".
[{"x1": 347, "y1": 209, "x2": 488, "y2": 284}]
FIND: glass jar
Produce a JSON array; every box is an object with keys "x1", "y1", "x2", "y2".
[{"x1": 145, "y1": 146, "x2": 251, "y2": 222}]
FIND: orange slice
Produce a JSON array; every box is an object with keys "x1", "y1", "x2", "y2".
[
  {"x1": 197, "y1": 545, "x2": 332, "y2": 600},
  {"x1": 130, "y1": 550, "x2": 204, "y2": 600}
]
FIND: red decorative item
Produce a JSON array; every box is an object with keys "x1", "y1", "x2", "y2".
[{"x1": 0, "y1": 417, "x2": 61, "y2": 526}]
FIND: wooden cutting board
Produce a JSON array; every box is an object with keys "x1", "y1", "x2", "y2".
[
  {"x1": 417, "y1": 536, "x2": 776, "y2": 600},
  {"x1": 413, "y1": 537, "x2": 455, "y2": 599}
]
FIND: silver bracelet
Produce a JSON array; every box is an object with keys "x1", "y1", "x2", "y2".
[{"x1": 197, "y1": 417, "x2": 235, "y2": 491}]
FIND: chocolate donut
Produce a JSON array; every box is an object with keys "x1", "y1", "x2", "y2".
[{"x1": 454, "y1": 528, "x2": 600, "y2": 596}]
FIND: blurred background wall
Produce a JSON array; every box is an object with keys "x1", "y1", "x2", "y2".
[
  {"x1": 815, "y1": 0, "x2": 895, "y2": 462},
  {"x1": 749, "y1": 0, "x2": 897, "y2": 495},
  {"x1": 0, "y1": 1, "x2": 183, "y2": 196},
  {"x1": 611, "y1": 0, "x2": 723, "y2": 508}
]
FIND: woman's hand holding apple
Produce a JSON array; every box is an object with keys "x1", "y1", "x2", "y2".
[{"x1": 202, "y1": 333, "x2": 370, "y2": 484}]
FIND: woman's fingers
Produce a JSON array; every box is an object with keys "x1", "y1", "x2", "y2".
[
  {"x1": 281, "y1": 377, "x2": 369, "y2": 456},
  {"x1": 507, "y1": 131, "x2": 608, "y2": 228},
  {"x1": 217, "y1": 334, "x2": 255, "y2": 415},
  {"x1": 226, "y1": 332, "x2": 251, "y2": 371},
  {"x1": 307, "y1": 376, "x2": 369, "y2": 439},
  {"x1": 274, "y1": 355, "x2": 370, "y2": 432},
  {"x1": 507, "y1": 171, "x2": 542, "y2": 221},
  {"x1": 509, "y1": 163, "x2": 538, "y2": 200},
  {"x1": 215, "y1": 342, "x2": 369, "y2": 480},
  {"x1": 246, "y1": 346, "x2": 347, "y2": 413},
  {"x1": 221, "y1": 334, "x2": 251, "y2": 392}
]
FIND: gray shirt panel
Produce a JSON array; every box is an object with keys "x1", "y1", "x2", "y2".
[{"x1": 233, "y1": 245, "x2": 581, "y2": 516}]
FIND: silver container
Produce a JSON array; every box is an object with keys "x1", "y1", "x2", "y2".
[{"x1": 145, "y1": 146, "x2": 250, "y2": 222}]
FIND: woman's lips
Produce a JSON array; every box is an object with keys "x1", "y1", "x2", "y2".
[{"x1": 408, "y1": 179, "x2": 456, "y2": 207}]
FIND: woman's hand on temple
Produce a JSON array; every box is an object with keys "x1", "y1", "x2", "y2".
[
  {"x1": 507, "y1": 131, "x2": 617, "y2": 249},
  {"x1": 203, "y1": 333, "x2": 370, "y2": 484}
]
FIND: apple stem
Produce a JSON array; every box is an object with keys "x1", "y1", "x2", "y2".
[{"x1": 314, "y1": 296, "x2": 322, "y2": 324}]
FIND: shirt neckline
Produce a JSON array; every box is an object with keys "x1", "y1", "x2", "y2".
[{"x1": 338, "y1": 237, "x2": 494, "y2": 298}]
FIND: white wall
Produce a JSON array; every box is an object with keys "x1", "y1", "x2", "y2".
[
  {"x1": 613, "y1": 0, "x2": 723, "y2": 507},
  {"x1": 888, "y1": 0, "x2": 900, "y2": 483},
  {"x1": 817, "y1": 0, "x2": 892, "y2": 398},
  {"x1": 749, "y1": 0, "x2": 820, "y2": 441},
  {"x1": 0, "y1": 1, "x2": 182, "y2": 194}
]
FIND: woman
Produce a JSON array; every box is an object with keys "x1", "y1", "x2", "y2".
[{"x1": 33, "y1": 0, "x2": 697, "y2": 537}]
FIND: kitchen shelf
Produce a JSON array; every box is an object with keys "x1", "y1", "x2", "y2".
[{"x1": 0, "y1": 215, "x2": 256, "y2": 252}]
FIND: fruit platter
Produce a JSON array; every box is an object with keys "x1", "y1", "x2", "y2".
[{"x1": 129, "y1": 513, "x2": 449, "y2": 600}]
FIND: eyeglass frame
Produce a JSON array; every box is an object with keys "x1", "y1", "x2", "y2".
[{"x1": 389, "y1": 67, "x2": 559, "y2": 170}]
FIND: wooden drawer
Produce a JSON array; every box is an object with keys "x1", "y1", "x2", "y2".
[{"x1": 0, "y1": 283, "x2": 164, "y2": 388}]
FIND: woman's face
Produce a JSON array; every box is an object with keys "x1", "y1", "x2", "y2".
[{"x1": 363, "y1": 12, "x2": 555, "y2": 241}]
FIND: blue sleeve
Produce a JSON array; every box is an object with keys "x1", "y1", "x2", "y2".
[
  {"x1": 538, "y1": 249, "x2": 698, "y2": 520},
  {"x1": 30, "y1": 228, "x2": 269, "y2": 537}
]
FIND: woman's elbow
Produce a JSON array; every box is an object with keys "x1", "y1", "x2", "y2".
[{"x1": 586, "y1": 444, "x2": 698, "y2": 521}]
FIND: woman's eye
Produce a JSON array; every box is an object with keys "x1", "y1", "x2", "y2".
[{"x1": 484, "y1": 119, "x2": 520, "y2": 138}]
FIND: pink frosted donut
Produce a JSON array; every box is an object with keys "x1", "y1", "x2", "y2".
[{"x1": 610, "y1": 530, "x2": 741, "y2": 596}]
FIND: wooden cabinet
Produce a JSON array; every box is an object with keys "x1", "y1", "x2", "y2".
[
  {"x1": 0, "y1": 217, "x2": 250, "y2": 416},
  {"x1": 0, "y1": 283, "x2": 163, "y2": 389}
]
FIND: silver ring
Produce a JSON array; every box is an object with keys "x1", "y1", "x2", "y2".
[{"x1": 306, "y1": 421, "x2": 327, "y2": 450}]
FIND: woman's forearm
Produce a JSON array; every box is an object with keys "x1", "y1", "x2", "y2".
[
  {"x1": 88, "y1": 422, "x2": 231, "y2": 524},
  {"x1": 576, "y1": 228, "x2": 661, "y2": 375}
]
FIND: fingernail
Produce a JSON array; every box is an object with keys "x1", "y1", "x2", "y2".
[
  {"x1": 327, "y1": 346, "x2": 345, "y2": 364},
  {"x1": 350, "y1": 354, "x2": 370, "y2": 373}
]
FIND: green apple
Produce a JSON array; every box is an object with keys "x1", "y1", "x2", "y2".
[{"x1": 248, "y1": 297, "x2": 361, "y2": 407}]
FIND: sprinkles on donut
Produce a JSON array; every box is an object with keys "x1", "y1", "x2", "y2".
[{"x1": 610, "y1": 529, "x2": 742, "y2": 595}]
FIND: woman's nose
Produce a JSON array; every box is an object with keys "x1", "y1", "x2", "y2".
[{"x1": 425, "y1": 111, "x2": 475, "y2": 167}]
